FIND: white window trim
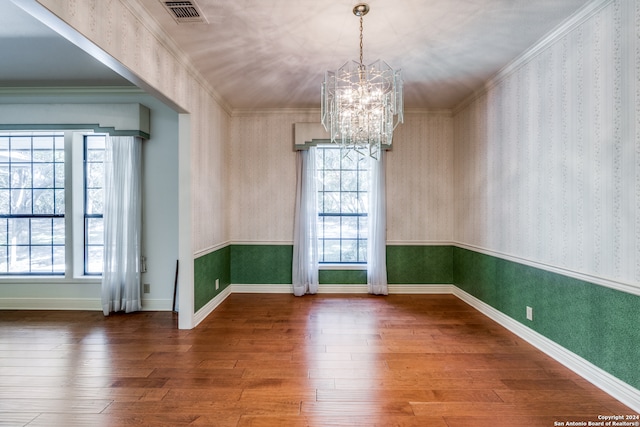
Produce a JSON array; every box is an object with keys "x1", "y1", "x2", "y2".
[
  {"x1": 0, "y1": 103, "x2": 149, "y2": 282},
  {"x1": 316, "y1": 145, "x2": 369, "y2": 264},
  {"x1": 0, "y1": 130, "x2": 101, "y2": 282},
  {"x1": 319, "y1": 263, "x2": 366, "y2": 270}
]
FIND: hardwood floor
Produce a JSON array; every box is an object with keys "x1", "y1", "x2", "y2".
[{"x1": 0, "y1": 294, "x2": 635, "y2": 426}]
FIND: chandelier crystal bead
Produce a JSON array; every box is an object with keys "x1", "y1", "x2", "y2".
[{"x1": 321, "y1": 3, "x2": 403, "y2": 160}]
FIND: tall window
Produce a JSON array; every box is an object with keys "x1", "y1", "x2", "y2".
[
  {"x1": 316, "y1": 146, "x2": 368, "y2": 263},
  {"x1": 0, "y1": 130, "x2": 106, "y2": 277},
  {"x1": 0, "y1": 132, "x2": 65, "y2": 274},
  {"x1": 84, "y1": 135, "x2": 105, "y2": 275}
]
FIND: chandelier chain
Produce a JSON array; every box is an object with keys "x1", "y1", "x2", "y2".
[{"x1": 359, "y1": 15, "x2": 364, "y2": 66}]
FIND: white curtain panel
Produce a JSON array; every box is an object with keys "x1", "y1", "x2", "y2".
[
  {"x1": 101, "y1": 135, "x2": 142, "y2": 315},
  {"x1": 292, "y1": 147, "x2": 319, "y2": 296},
  {"x1": 368, "y1": 151, "x2": 388, "y2": 295}
]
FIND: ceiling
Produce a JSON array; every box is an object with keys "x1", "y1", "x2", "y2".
[
  {"x1": 1, "y1": 0, "x2": 592, "y2": 110},
  {"x1": 0, "y1": 0, "x2": 132, "y2": 88}
]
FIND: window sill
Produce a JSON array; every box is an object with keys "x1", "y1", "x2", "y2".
[
  {"x1": 0, "y1": 276, "x2": 101, "y2": 284},
  {"x1": 319, "y1": 263, "x2": 366, "y2": 271}
]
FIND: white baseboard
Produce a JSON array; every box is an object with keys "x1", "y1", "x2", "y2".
[
  {"x1": 0, "y1": 298, "x2": 102, "y2": 310},
  {"x1": 141, "y1": 299, "x2": 174, "y2": 311},
  {"x1": 231, "y1": 284, "x2": 292, "y2": 293},
  {"x1": 193, "y1": 286, "x2": 232, "y2": 327},
  {"x1": 389, "y1": 284, "x2": 454, "y2": 294},
  {"x1": 452, "y1": 287, "x2": 640, "y2": 413},
  {"x1": 318, "y1": 284, "x2": 454, "y2": 294},
  {"x1": 229, "y1": 283, "x2": 455, "y2": 294},
  {"x1": 0, "y1": 298, "x2": 174, "y2": 312}
]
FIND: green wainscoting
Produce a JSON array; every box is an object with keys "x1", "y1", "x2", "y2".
[
  {"x1": 195, "y1": 243, "x2": 640, "y2": 391},
  {"x1": 319, "y1": 269, "x2": 367, "y2": 284},
  {"x1": 387, "y1": 245, "x2": 453, "y2": 284},
  {"x1": 228, "y1": 244, "x2": 453, "y2": 286},
  {"x1": 229, "y1": 244, "x2": 367, "y2": 285},
  {"x1": 230, "y1": 245, "x2": 293, "y2": 284},
  {"x1": 194, "y1": 246, "x2": 230, "y2": 312},
  {"x1": 453, "y1": 246, "x2": 640, "y2": 390}
]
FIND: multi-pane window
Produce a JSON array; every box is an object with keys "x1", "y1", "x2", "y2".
[
  {"x1": 316, "y1": 146, "x2": 368, "y2": 263},
  {"x1": 0, "y1": 130, "x2": 108, "y2": 277},
  {"x1": 84, "y1": 135, "x2": 105, "y2": 275},
  {"x1": 0, "y1": 132, "x2": 65, "y2": 274}
]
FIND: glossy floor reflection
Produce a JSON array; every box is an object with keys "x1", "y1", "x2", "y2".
[{"x1": 0, "y1": 294, "x2": 634, "y2": 426}]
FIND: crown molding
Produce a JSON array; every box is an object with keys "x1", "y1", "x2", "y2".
[
  {"x1": 453, "y1": 0, "x2": 613, "y2": 115},
  {"x1": 403, "y1": 108, "x2": 453, "y2": 117},
  {"x1": 230, "y1": 108, "x2": 321, "y2": 117},
  {"x1": 230, "y1": 107, "x2": 454, "y2": 117},
  {"x1": 0, "y1": 86, "x2": 144, "y2": 96}
]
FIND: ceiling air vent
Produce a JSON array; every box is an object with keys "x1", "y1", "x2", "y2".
[{"x1": 161, "y1": 1, "x2": 209, "y2": 24}]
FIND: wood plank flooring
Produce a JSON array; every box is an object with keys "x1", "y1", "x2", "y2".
[{"x1": 0, "y1": 294, "x2": 635, "y2": 426}]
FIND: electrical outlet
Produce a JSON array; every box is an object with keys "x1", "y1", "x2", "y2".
[
  {"x1": 215, "y1": 278, "x2": 219, "y2": 290},
  {"x1": 526, "y1": 306, "x2": 533, "y2": 321},
  {"x1": 143, "y1": 283, "x2": 150, "y2": 294}
]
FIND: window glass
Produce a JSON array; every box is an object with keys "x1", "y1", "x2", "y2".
[
  {"x1": 0, "y1": 131, "x2": 108, "y2": 277},
  {"x1": 316, "y1": 146, "x2": 368, "y2": 263},
  {"x1": 0, "y1": 132, "x2": 65, "y2": 275},
  {"x1": 84, "y1": 135, "x2": 105, "y2": 275}
]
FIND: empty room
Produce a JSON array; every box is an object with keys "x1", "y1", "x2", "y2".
[{"x1": 0, "y1": 0, "x2": 639, "y2": 425}]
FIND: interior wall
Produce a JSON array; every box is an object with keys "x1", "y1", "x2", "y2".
[
  {"x1": 388, "y1": 111, "x2": 454, "y2": 244},
  {"x1": 452, "y1": 0, "x2": 640, "y2": 396},
  {"x1": 35, "y1": 0, "x2": 231, "y2": 250},
  {"x1": 190, "y1": 90, "x2": 230, "y2": 254},
  {"x1": 229, "y1": 110, "x2": 455, "y2": 245},
  {"x1": 34, "y1": 0, "x2": 231, "y2": 325},
  {"x1": 229, "y1": 111, "x2": 316, "y2": 244},
  {"x1": 0, "y1": 90, "x2": 179, "y2": 309},
  {"x1": 454, "y1": 0, "x2": 639, "y2": 293}
]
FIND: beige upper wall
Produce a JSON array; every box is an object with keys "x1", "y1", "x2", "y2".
[
  {"x1": 388, "y1": 112, "x2": 454, "y2": 243},
  {"x1": 229, "y1": 110, "x2": 455, "y2": 244},
  {"x1": 454, "y1": 0, "x2": 639, "y2": 290},
  {"x1": 229, "y1": 111, "x2": 316, "y2": 243}
]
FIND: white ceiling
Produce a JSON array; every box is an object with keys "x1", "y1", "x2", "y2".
[
  {"x1": 1, "y1": 0, "x2": 592, "y2": 110},
  {"x1": 0, "y1": 0, "x2": 132, "y2": 87}
]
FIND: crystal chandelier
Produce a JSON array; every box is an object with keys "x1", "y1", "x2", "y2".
[{"x1": 321, "y1": 3, "x2": 403, "y2": 160}]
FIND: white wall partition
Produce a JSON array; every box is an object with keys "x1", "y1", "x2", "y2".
[{"x1": 28, "y1": 0, "x2": 231, "y2": 327}]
